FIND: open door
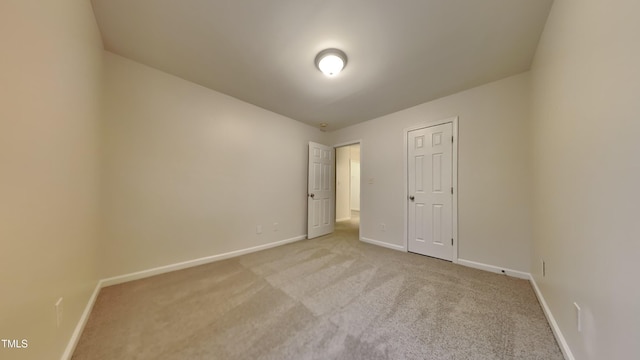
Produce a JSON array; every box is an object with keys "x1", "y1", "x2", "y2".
[{"x1": 307, "y1": 142, "x2": 335, "y2": 239}]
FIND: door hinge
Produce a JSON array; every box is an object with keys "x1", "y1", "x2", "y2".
[
  {"x1": 451, "y1": 187, "x2": 453, "y2": 195},
  {"x1": 451, "y1": 238, "x2": 454, "y2": 246},
  {"x1": 452, "y1": 136, "x2": 454, "y2": 143}
]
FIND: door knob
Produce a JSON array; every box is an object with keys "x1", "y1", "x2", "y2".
[
  {"x1": 310, "y1": 193, "x2": 315, "y2": 198},
  {"x1": 409, "y1": 195, "x2": 415, "y2": 201}
]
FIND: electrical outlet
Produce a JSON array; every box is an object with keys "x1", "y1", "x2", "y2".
[
  {"x1": 380, "y1": 223, "x2": 386, "y2": 231},
  {"x1": 273, "y1": 222, "x2": 279, "y2": 231},
  {"x1": 574, "y1": 302, "x2": 582, "y2": 332},
  {"x1": 55, "y1": 297, "x2": 63, "y2": 328},
  {"x1": 256, "y1": 225, "x2": 262, "y2": 234}
]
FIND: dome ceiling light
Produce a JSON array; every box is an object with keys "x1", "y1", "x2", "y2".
[{"x1": 314, "y1": 48, "x2": 347, "y2": 77}]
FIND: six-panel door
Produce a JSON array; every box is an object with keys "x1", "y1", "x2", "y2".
[
  {"x1": 308, "y1": 142, "x2": 335, "y2": 239},
  {"x1": 407, "y1": 123, "x2": 453, "y2": 261}
]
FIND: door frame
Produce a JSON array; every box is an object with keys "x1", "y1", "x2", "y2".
[
  {"x1": 403, "y1": 117, "x2": 459, "y2": 263},
  {"x1": 333, "y1": 139, "x2": 363, "y2": 236}
]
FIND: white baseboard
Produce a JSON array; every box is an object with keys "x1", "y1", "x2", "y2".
[
  {"x1": 336, "y1": 217, "x2": 351, "y2": 222},
  {"x1": 62, "y1": 234, "x2": 306, "y2": 359},
  {"x1": 60, "y1": 281, "x2": 102, "y2": 360},
  {"x1": 530, "y1": 275, "x2": 575, "y2": 360},
  {"x1": 457, "y1": 258, "x2": 530, "y2": 280},
  {"x1": 360, "y1": 237, "x2": 406, "y2": 252},
  {"x1": 101, "y1": 235, "x2": 306, "y2": 287}
]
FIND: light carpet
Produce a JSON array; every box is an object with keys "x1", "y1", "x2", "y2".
[{"x1": 72, "y1": 218, "x2": 563, "y2": 359}]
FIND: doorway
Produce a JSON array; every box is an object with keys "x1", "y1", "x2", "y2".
[{"x1": 335, "y1": 143, "x2": 361, "y2": 231}]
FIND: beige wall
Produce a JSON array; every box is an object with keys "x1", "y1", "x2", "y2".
[
  {"x1": 0, "y1": 1, "x2": 104, "y2": 359},
  {"x1": 530, "y1": 0, "x2": 640, "y2": 358},
  {"x1": 329, "y1": 73, "x2": 532, "y2": 272},
  {"x1": 100, "y1": 52, "x2": 326, "y2": 278}
]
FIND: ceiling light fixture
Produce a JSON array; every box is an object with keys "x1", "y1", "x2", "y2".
[{"x1": 315, "y1": 48, "x2": 347, "y2": 77}]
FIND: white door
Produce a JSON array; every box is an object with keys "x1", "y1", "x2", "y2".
[
  {"x1": 407, "y1": 123, "x2": 453, "y2": 260},
  {"x1": 308, "y1": 142, "x2": 335, "y2": 239}
]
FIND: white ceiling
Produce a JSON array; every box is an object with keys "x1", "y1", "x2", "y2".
[{"x1": 91, "y1": 0, "x2": 553, "y2": 131}]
